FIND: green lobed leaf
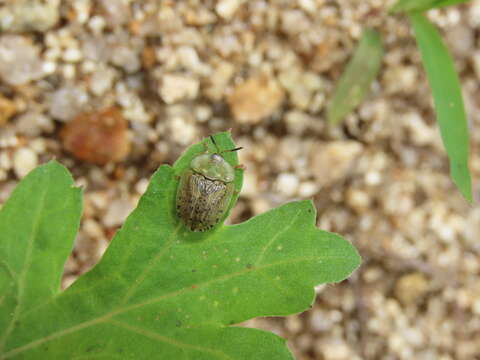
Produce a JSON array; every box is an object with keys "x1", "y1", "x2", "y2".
[
  {"x1": 0, "y1": 132, "x2": 360, "y2": 359},
  {"x1": 327, "y1": 28, "x2": 383, "y2": 126},
  {"x1": 0, "y1": 161, "x2": 82, "y2": 353},
  {"x1": 409, "y1": 13, "x2": 472, "y2": 201},
  {"x1": 390, "y1": 0, "x2": 470, "y2": 13}
]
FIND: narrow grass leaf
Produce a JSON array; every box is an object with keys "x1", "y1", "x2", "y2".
[
  {"x1": 391, "y1": 0, "x2": 470, "y2": 13},
  {"x1": 409, "y1": 13, "x2": 472, "y2": 201},
  {"x1": 327, "y1": 28, "x2": 383, "y2": 125}
]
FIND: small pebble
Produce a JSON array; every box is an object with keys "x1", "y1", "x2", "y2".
[
  {"x1": 111, "y1": 45, "x2": 141, "y2": 73},
  {"x1": 310, "y1": 141, "x2": 363, "y2": 187},
  {"x1": 216, "y1": 0, "x2": 243, "y2": 20},
  {"x1": 395, "y1": 273, "x2": 430, "y2": 304},
  {"x1": 159, "y1": 74, "x2": 200, "y2": 104},
  {"x1": 61, "y1": 107, "x2": 131, "y2": 165},
  {"x1": 16, "y1": 111, "x2": 54, "y2": 136},
  {"x1": 285, "y1": 316, "x2": 303, "y2": 334},
  {"x1": 0, "y1": 0, "x2": 59, "y2": 32},
  {"x1": 104, "y1": 198, "x2": 135, "y2": 227},
  {"x1": 90, "y1": 66, "x2": 116, "y2": 96},
  {"x1": 298, "y1": 182, "x2": 318, "y2": 198},
  {"x1": 228, "y1": 74, "x2": 284, "y2": 124},
  {"x1": 0, "y1": 95, "x2": 17, "y2": 126},
  {"x1": 346, "y1": 188, "x2": 371, "y2": 212},
  {"x1": 49, "y1": 86, "x2": 89, "y2": 122},
  {"x1": 275, "y1": 173, "x2": 299, "y2": 197},
  {"x1": 0, "y1": 35, "x2": 44, "y2": 86},
  {"x1": 0, "y1": 152, "x2": 12, "y2": 170},
  {"x1": 13, "y1": 147, "x2": 38, "y2": 178}
]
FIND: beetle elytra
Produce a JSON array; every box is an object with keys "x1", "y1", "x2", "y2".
[{"x1": 176, "y1": 136, "x2": 242, "y2": 232}]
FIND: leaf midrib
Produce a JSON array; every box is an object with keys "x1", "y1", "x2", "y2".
[
  {"x1": 107, "y1": 319, "x2": 234, "y2": 360},
  {"x1": 0, "y1": 178, "x2": 49, "y2": 353},
  {"x1": 120, "y1": 223, "x2": 182, "y2": 305},
  {"x1": 1, "y1": 254, "x2": 344, "y2": 359}
]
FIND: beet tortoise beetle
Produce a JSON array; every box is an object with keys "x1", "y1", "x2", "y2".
[{"x1": 176, "y1": 136, "x2": 242, "y2": 232}]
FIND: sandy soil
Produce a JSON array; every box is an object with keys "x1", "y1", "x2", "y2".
[{"x1": 0, "y1": 1, "x2": 480, "y2": 359}]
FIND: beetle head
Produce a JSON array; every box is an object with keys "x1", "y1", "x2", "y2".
[
  {"x1": 189, "y1": 136, "x2": 242, "y2": 182},
  {"x1": 210, "y1": 135, "x2": 243, "y2": 155},
  {"x1": 191, "y1": 153, "x2": 235, "y2": 182}
]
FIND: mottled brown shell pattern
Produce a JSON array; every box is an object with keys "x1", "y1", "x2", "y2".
[{"x1": 176, "y1": 169, "x2": 234, "y2": 232}]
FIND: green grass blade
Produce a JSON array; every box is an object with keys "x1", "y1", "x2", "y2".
[
  {"x1": 391, "y1": 0, "x2": 470, "y2": 13},
  {"x1": 327, "y1": 28, "x2": 383, "y2": 125},
  {"x1": 409, "y1": 13, "x2": 472, "y2": 201}
]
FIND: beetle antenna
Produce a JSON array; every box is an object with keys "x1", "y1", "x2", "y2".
[
  {"x1": 222, "y1": 146, "x2": 243, "y2": 153},
  {"x1": 224, "y1": 147, "x2": 243, "y2": 153},
  {"x1": 210, "y1": 135, "x2": 220, "y2": 153}
]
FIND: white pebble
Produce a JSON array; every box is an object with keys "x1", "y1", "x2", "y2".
[
  {"x1": 29, "y1": 138, "x2": 47, "y2": 154},
  {"x1": 275, "y1": 173, "x2": 299, "y2": 197},
  {"x1": 62, "y1": 63, "x2": 76, "y2": 79},
  {"x1": 88, "y1": 15, "x2": 106, "y2": 34},
  {"x1": 194, "y1": 105, "x2": 212, "y2": 122},
  {"x1": 472, "y1": 299, "x2": 480, "y2": 315},
  {"x1": 170, "y1": 116, "x2": 196, "y2": 145},
  {"x1": 13, "y1": 147, "x2": 38, "y2": 178},
  {"x1": 0, "y1": 0, "x2": 59, "y2": 32},
  {"x1": 49, "y1": 86, "x2": 89, "y2": 121},
  {"x1": 0, "y1": 151, "x2": 12, "y2": 170},
  {"x1": 177, "y1": 46, "x2": 210, "y2": 75},
  {"x1": 104, "y1": 198, "x2": 134, "y2": 227},
  {"x1": 135, "y1": 178, "x2": 149, "y2": 194},
  {"x1": 346, "y1": 189, "x2": 371, "y2": 210},
  {"x1": 83, "y1": 218, "x2": 104, "y2": 239},
  {"x1": 298, "y1": 0, "x2": 317, "y2": 13},
  {"x1": 16, "y1": 111, "x2": 54, "y2": 136},
  {"x1": 0, "y1": 35, "x2": 44, "y2": 85},
  {"x1": 111, "y1": 46, "x2": 140, "y2": 73},
  {"x1": 63, "y1": 47, "x2": 83, "y2": 62},
  {"x1": 81, "y1": 60, "x2": 97, "y2": 74},
  {"x1": 365, "y1": 171, "x2": 382, "y2": 186},
  {"x1": 472, "y1": 51, "x2": 480, "y2": 79},
  {"x1": 90, "y1": 66, "x2": 116, "y2": 96},
  {"x1": 159, "y1": 74, "x2": 199, "y2": 104},
  {"x1": 42, "y1": 61, "x2": 57, "y2": 74},
  {"x1": 216, "y1": 0, "x2": 243, "y2": 20},
  {"x1": 88, "y1": 191, "x2": 109, "y2": 210},
  {"x1": 298, "y1": 181, "x2": 318, "y2": 197},
  {"x1": 241, "y1": 172, "x2": 258, "y2": 198}
]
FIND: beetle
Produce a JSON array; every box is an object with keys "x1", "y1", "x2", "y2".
[{"x1": 176, "y1": 136, "x2": 242, "y2": 232}]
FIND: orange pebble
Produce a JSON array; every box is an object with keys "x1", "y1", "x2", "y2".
[{"x1": 61, "y1": 107, "x2": 131, "y2": 165}]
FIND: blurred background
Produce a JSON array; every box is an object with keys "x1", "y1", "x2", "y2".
[{"x1": 0, "y1": 0, "x2": 480, "y2": 359}]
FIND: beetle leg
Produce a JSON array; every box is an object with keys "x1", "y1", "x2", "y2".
[
  {"x1": 202, "y1": 141, "x2": 209, "y2": 153},
  {"x1": 234, "y1": 164, "x2": 246, "y2": 171}
]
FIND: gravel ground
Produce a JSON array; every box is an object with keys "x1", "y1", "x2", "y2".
[{"x1": 1, "y1": 1, "x2": 480, "y2": 359}]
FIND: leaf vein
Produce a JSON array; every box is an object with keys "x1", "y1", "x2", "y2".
[
  {"x1": 107, "y1": 319, "x2": 233, "y2": 360},
  {"x1": 120, "y1": 223, "x2": 182, "y2": 304},
  {"x1": 253, "y1": 209, "x2": 302, "y2": 265},
  {"x1": 1, "y1": 255, "x2": 336, "y2": 358},
  {"x1": 0, "y1": 182, "x2": 48, "y2": 352}
]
